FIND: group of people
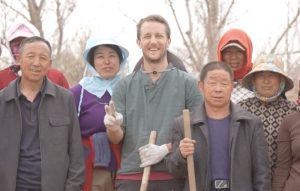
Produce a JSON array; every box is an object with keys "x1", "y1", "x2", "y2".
[{"x1": 0, "y1": 14, "x2": 299, "y2": 191}]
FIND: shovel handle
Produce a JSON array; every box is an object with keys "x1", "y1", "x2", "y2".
[
  {"x1": 183, "y1": 109, "x2": 196, "y2": 191},
  {"x1": 140, "y1": 131, "x2": 157, "y2": 191}
]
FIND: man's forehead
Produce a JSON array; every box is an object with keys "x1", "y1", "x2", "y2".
[
  {"x1": 207, "y1": 69, "x2": 229, "y2": 75},
  {"x1": 22, "y1": 41, "x2": 48, "y2": 50},
  {"x1": 141, "y1": 22, "x2": 166, "y2": 31},
  {"x1": 21, "y1": 43, "x2": 50, "y2": 55},
  {"x1": 206, "y1": 70, "x2": 231, "y2": 79}
]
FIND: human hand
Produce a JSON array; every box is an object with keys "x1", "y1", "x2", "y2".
[
  {"x1": 104, "y1": 101, "x2": 123, "y2": 131},
  {"x1": 139, "y1": 144, "x2": 169, "y2": 168},
  {"x1": 179, "y1": 138, "x2": 196, "y2": 158}
]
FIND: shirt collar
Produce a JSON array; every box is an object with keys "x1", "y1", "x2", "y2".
[{"x1": 16, "y1": 77, "x2": 46, "y2": 99}]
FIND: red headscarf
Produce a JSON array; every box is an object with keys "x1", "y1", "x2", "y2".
[{"x1": 217, "y1": 29, "x2": 253, "y2": 80}]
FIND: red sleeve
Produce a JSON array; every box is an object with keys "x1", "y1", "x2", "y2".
[
  {"x1": 58, "y1": 72, "x2": 70, "y2": 89},
  {"x1": 110, "y1": 143, "x2": 122, "y2": 169},
  {"x1": 0, "y1": 67, "x2": 18, "y2": 90},
  {"x1": 47, "y1": 68, "x2": 69, "y2": 88}
]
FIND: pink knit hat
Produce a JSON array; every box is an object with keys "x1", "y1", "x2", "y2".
[{"x1": 6, "y1": 21, "x2": 40, "y2": 42}]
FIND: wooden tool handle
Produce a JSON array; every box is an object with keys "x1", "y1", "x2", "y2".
[
  {"x1": 140, "y1": 130, "x2": 157, "y2": 191},
  {"x1": 183, "y1": 109, "x2": 197, "y2": 191}
]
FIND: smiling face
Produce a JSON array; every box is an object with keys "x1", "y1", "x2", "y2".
[
  {"x1": 136, "y1": 21, "x2": 170, "y2": 64},
  {"x1": 93, "y1": 45, "x2": 121, "y2": 80},
  {"x1": 253, "y1": 71, "x2": 282, "y2": 97},
  {"x1": 199, "y1": 69, "x2": 233, "y2": 109},
  {"x1": 18, "y1": 40, "x2": 51, "y2": 84},
  {"x1": 221, "y1": 46, "x2": 246, "y2": 71}
]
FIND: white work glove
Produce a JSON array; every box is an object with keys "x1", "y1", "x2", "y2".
[
  {"x1": 139, "y1": 144, "x2": 169, "y2": 168},
  {"x1": 104, "y1": 101, "x2": 123, "y2": 131}
]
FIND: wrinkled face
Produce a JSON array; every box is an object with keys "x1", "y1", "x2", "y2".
[
  {"x1": 222, "y1": 46, "x2": 246, "y2": 71},
  {"x1": 199, "y1": 69, "x2": 233, "y2": 109},
  {"x1": 9, "y1": 37, "x2": 25, "y2": 60},
  {"x1": 253, "y1": 71, "x2": 282, "y2": 97},
  {"x1": 137, "y1": 21, "x2": 170, "y2": 64},
  {"x1": 18, "y1": 41, "x2": 51, "y2": 83},
  {"x1": 93, "y1": 45, "x2": 121, "y2": 80}
]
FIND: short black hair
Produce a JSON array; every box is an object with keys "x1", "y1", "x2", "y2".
[
  {"x1": 18, "y1": 36, "x2": 52, "y2": 58},
  {"x1": 200, "y1": 61, "x2": 233, "y2": 82},
  {"x1": 87, "y1": 44, "x2": 123, "y2": 67}
]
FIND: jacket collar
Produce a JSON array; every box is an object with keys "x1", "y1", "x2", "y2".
[
  {"x1": 190, "y1": 102, "x2": 253, "y2": 126},
  {"x1": 3, "y1": 77, "x2": 56, "y2": 102},
  {"x1": 190, "y1": 102, "x2": 253, "y2": 152}
]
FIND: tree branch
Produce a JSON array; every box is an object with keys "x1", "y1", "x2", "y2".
[
  {"x1": 167, "y1": 0, "x2": 199, "y2": 71},
  {"x1": 1, "y1": 0, "x2": 29, "y2": 20},
  {"x1": 218, "y1": 0, "x2": 235, "y2": 31},
  {"x1": 270, "y1": 7, "x2": 300, "y2": 53}
]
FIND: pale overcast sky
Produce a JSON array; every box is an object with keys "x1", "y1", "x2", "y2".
[
  {"x1": 1, "y1": 0, "x2": 299, "y2": 71},
  {"x1": 67, "y1": 0, "x2": 299, "y2": 71}
]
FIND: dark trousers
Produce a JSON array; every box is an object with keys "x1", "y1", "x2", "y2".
[
  {"x1": 16, "y1": 188, "x2": 41, "y2": 191},
  {"x1": 115, "y1": 179, "x2": 185, "y2": 191}
]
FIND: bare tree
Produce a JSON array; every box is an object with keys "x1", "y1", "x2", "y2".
[
  {"x1": 52, "y1": 0, "x2": 76, "y2": 56},
  {"x1": 167, "y1": 0, "x2": 300, "y2": 102},
  {"x1": 267, "y1": 2, "x2": 300, "y2": 101},
  {"x1": 0, "y1": 0, "x2": 44, "y2": 36},
  {"x1": 270, "y1": 8, "x2": 300, "y2": 54},
  {"x1": 27, "y1": 0, "x2": 45, "y2": 37},
  {"x1": 0, "y1": 0, "x2": 86, "y2": 85},
  {"x1": 166, "y1": 0, "x2": 235, "y2": 74},
  {"x1": 56, "y1": 30, "x2": 91, "y2": 87}
]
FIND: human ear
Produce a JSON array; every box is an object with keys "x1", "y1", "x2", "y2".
[
  {"x1": 198, "y1": 81, "x2": 204, "y2": 92},
  {"x1": 136, "y1": 39, "x2": 142, "y2": 49}
]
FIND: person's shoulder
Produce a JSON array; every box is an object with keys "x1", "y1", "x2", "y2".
[
  {"x1": 232, "y1": 103, "x2": 257, "y2": 120},
  {"x1": 284, "y1": 98, "x2": 298, "y2": 107},
  {"x1": 123, "y1": 72, "x2": 135, "y2": 79},
  {"x1": 285, "y1": 110, "x2": 300, "y2": 119},
  {"x1": 47, "y1": 67, "x2": 66, "y2": 79},
  {"x1": 275, "y1": 97, "x2": 299, "y2": 111},
  {"x1": 47, "y1": 67, "x2": 67, "y2": 79},
  {"x1": 116, "y1": 72, "x2": 136, "y2": 85},
  {"x1": 0, "y1": 66, "x2": 14, "y2": 80},
  {"x1": 0, "y1": 79, "x2": 17, "y2": 99},
  {"x1": 0, "y1": 66, "x2": 11, "y2": 74},
  {"x1": 70, "y1": 84, "x2": 82, "y2": 93},
  {"x1": 57, "y1": 84, "x2": 72, "y2": 95},
  {"x1": 47, "y1": 67, "x2": 69, "y2": 88},
  {"x1": 173, "y1": 68, "x2": 198, "y2": 81},
  {"x1": 46, "y1": 79, "x2": 71, "y2": 97},
  {"x1": 47, "y1": 67, "x2": 64, "y2": 75}
]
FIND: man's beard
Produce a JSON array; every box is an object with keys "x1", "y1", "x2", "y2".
[{"x1": 143, "y1": 51, "x2": 166, "y2": 64}]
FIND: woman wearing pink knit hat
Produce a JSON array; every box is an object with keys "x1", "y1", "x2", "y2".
[{"x1": 0, "y1": 20, "x2": 69, "y2": 89}]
